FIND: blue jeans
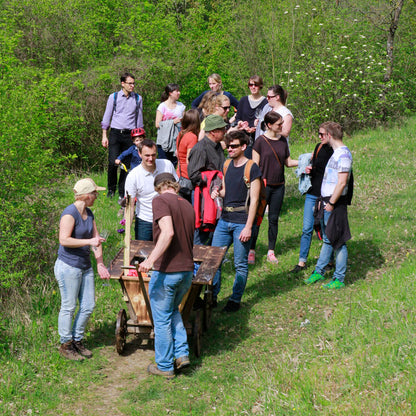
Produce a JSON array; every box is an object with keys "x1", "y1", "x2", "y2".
[
  {"x1": 135, "y1": 216, "x2": 153, "y2": 241},
  {"x1": 314, "y1": 209, "x2": 348, "y2": 283},
  {"x1": 211, "y1": 219, "x2": 251, "y2": 303},
  {"x1": 54, "y1": 258, "x2": 95, "y2": 344},
  {"x1": 149, "y1": 270, "x2": 193, "y2": 372},
  {"x1": 299, "y1": 194, "x2": 318, "y2": 263}
]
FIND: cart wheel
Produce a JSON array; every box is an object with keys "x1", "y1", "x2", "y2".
[
  {"x1": 193, "y1": 309, "x2": 202, "y2": 358},
  {"x1": 203, "y1": 286, "x2": 213, "y2": 331},
  {"x1": 115, "y1": 309, "x2": 127, "y2": 354}
]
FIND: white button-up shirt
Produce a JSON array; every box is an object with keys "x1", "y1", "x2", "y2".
[{"x1": 124, "y1": 159, "x2": 178, "y2": 222}]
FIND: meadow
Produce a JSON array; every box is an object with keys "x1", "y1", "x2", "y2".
[{"x1": 1, "y1": 117, "x2": 415, "y2": 415}]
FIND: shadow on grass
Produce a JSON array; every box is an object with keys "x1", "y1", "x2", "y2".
[
  {"x1": 186, "y1": 238, "x2": 384, "y2": 364},
  {"x1": 346, "y1": 238, "x2": 384, "y2": 283}
]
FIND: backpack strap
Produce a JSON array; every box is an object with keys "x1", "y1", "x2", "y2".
[
  {"x1": 112, "y1": 92, "x2": 142, "y2": 127},
  {"x1": 223, "y1": 159, "x2": 232, "y2": 176},
  {"x1": 223, "y1": 158, "x2": 253, "y2": 189},
  {"x1": 134, "y1": 93, "x2": 142, "y2": 127},
  {"x1": 112, "y1": 92, "x2": 118, "y2": 113},
  {"x1": 243, "y1": 159, "x2": 254, "y2": 188}
]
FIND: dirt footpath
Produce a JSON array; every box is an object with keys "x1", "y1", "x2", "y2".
[{"x1": 57, "y1": 339, "x2": 154, "y2": 416}]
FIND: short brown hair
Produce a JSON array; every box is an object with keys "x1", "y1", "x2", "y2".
[
  {"x1": 138, "y1": 139, "x2": 157, "y2": 153},
  {"x1": 248, "y1": 75, "x2": 263, "y2": 88},
  {"x1": 225, "y1": 130, "x2": 250, "y2": 147},
  {"x1": 325, "y1": 122, "x2": 343, "y2": 140}
]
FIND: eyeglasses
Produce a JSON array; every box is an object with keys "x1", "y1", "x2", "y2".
[
  {"x1": 124, "y1": 82, "x2": 135, "y2": 85},
  {"x1": 227, "y1": 144, "x2": 241, "y2": 149},
  {"x1": 222, "y1": 106, "x2": 231, "y2": 111},
  {"x1": 266, "y1": 94, "x2": 277, "y2": 100},
  {"x1": 318, "y1": 132, "x2": 325, "y2": 136},
  {"x1": 248, "y1": 83, "x2": 259, "y2": 87}
]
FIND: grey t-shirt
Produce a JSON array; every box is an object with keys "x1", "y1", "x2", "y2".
[{"x1": 57, "y1": 204, "x2": 94, "y2": 269}]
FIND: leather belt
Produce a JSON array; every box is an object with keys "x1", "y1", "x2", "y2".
[
  {"x1": 223, "y1": 206, "x2": 246, "y2": 212},
  {"x1": 111, "y1": 128, "x2": 132, "y2": 135}
]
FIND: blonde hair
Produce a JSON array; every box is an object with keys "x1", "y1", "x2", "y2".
[
  {"x1": 154, "y1": 180, "x2": 180, "y2": 193},
  {"x1": 208, "y1": 73, "x2": 223, "y2": 91}
]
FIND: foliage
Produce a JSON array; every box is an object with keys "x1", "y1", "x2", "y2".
[
  {"x1": 0, "y1": 0, "x2": 416, "y2": 306},
  {"x1": 1, "y1": 117, "x2": 416, "y2": 414}
]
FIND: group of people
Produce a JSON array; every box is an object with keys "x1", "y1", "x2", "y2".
[{"x1": 53, "y1": 72, "x2": 353, "y2": 380}]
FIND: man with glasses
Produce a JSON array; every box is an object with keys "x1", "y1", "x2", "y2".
[
  {"x1": 101, "y1": 72, "x2": 144, "y2": 200},
  {"x1": 210, "y1": 130, "x2": 262, "y2": 312},
  {"x1": 187, "y1": 114, "x2": 227, "y2": 245}
]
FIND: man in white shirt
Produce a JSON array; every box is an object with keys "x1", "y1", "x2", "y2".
[{"x1": 124, "y1": 139, "x2": 177, "y2": 240}]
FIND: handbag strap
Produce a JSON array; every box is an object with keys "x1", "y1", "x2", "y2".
[
  {"x1": 262, "y1": 135, "x2": 283, "y2": 168},
  {"x1": 176, "y1": 131, "x2": 184, "y2": 177},
  {"x1": 312, "y1": 143, "x2": 323, "y2": 166}
]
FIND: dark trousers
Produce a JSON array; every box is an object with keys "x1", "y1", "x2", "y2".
[
  {"x1": 251, "y1": 184, "x2": 285, "y2": 251},
  {"x1": 108, "y1": 129, "x2": 132, "y2": 197},
  {"x1": 157, "y1": 145, "x2": 177, "y2": 168}
]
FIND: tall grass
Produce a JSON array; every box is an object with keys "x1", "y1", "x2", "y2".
[{"x1": 1, "y1": 118, "x2": 416, "y2": 415}]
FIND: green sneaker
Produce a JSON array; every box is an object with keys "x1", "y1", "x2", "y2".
[
  {"x1": 322, "y1": 279, "x2": 345, "y2": 289},
  {"x1": 304, "y1": 272, "x2": 325, "y2": 285}
]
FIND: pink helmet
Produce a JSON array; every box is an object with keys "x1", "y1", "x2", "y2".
[{"x1": 131, "y1": 127, "x2": 146, "y2": 138}]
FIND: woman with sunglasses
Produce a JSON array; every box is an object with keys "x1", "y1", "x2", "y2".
[
  {"x1": 198, "y1": 93, "x2": 232, "y2": 140},
  {"x1": 249, "y1": 111, "x2": 298, "y2": 265},
  {"x1": 290, "y1": 122, "x2": 334, "y2": 273},
  {"x1": 255, "y1": 85, "x2": 293, "y2": 143},
  {"x1": 233, "y1": 75, "x2": 267, "y2": 157}
]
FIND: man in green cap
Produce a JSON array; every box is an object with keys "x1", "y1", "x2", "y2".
[{"x1": 187, "y1": 114, "x2": 227, "y2": 245}]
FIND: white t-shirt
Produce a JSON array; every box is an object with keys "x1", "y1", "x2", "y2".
[
  {"x1": 157, "y1": 101, "x2": 186, "y2": 121},
  {"x1": 124, "y1": 159, "x2": 178, "y2": 222},
  {"x1": 255, "y1": 104, "x2": 294, "y2": 140},
  {"x1": 321, "y1": 146, "x2": 352, "y2": 197}
]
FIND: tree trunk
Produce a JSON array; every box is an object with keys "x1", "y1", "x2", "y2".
[{"x1": 384, "y1": 0, "x2": 405, "y2": 82}]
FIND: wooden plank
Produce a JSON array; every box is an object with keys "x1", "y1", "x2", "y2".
[
  {"x1": 193, "y1": 246, "x2": 227, "y2": 285},
  {"x1": 110, "y1": 242, "x2": 227, "y2": 285},
  {"x1": 109, "y1": 248, "x2": 124, "y2": 278},
  {"x1": 124, "y1": 279, "x2": 152, "y2": 325},
  {"x1": 123, "y1": 195, "x2": 133, "y2": 277}
]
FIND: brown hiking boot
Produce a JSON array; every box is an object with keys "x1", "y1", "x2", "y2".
[
  {"x1": 73, "y1": 340, "x2": 93, "y2": 358},
  {"x1": 174, "y1": 356, "x2": 190, "y2": 371},
  {"x1": 59, "y1": 341, "x2": 84, "y2": 361},
  {"x1": 147, "y1": 363, "x2": 175, "y2": 380}
]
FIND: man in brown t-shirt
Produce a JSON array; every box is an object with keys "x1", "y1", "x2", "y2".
[{"x1": 139, "y1": 173, "x2": 195, "y2": 379}]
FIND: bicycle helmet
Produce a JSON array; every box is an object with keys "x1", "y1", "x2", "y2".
[{"x1": 131, "y1": 127, "x2": 146, "y2": 138}]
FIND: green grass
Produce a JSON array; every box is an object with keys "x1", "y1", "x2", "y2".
[{"x1": 1, "y1": 118, "x2": 416, "y2": 415}]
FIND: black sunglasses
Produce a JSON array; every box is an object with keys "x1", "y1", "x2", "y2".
[{"x1": 227, "y1": 144, "x2": 241, "y2": 149}]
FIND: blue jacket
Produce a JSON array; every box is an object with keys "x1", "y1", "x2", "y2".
[
  {"x1": 117, "y1": 145, "x2": 142, "y2": 169},
  {"x1": 295, "y1": 153, "x2": 312, "y2": 195}
]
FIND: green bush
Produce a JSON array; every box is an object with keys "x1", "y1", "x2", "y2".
[{"x1": 1, "y1": 0, "x2": 416, "y2": 310}]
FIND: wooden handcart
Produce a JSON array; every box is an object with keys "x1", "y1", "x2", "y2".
[{"x1": 108, "y1": 196, "x2": 226, "y2": 357}]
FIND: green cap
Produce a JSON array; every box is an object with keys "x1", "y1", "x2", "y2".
[{"x1": 204, "y1": 114, "x2": 227, "y2": 132}]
